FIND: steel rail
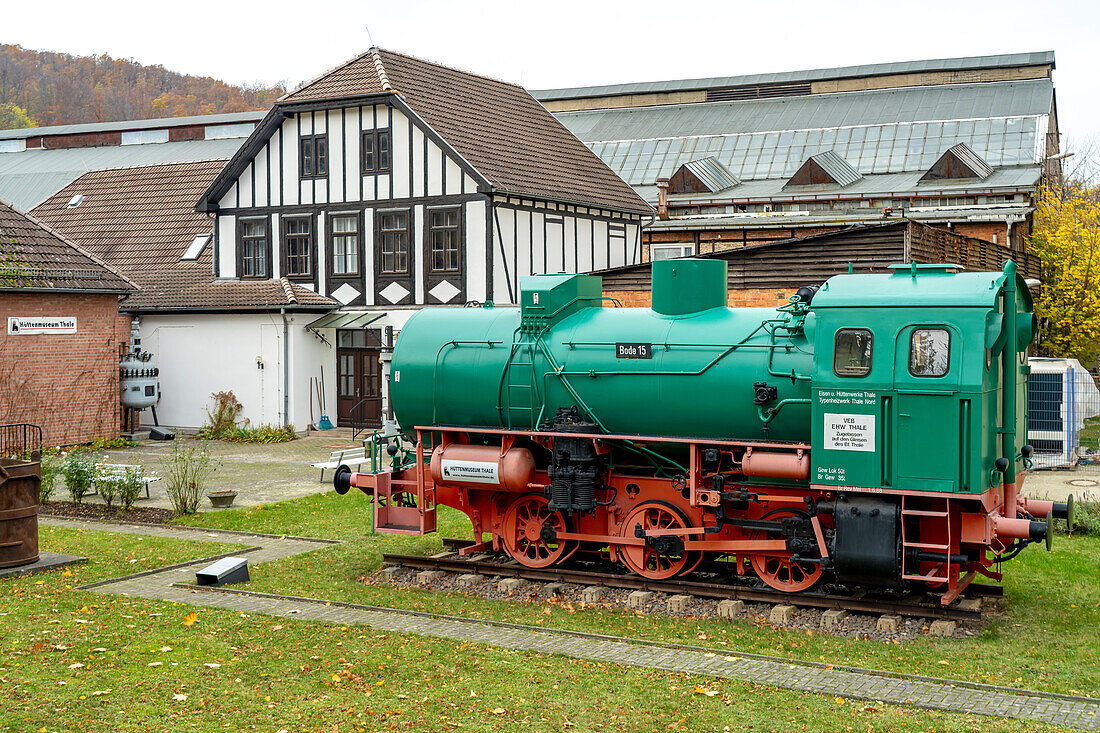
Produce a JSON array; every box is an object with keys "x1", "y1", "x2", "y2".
[
  {"x1": 383, "y1": 546, "x2": 987, "y2": 622},
  {"x1": 436, "y1": 536, "x2": 1004, "y2": 599}
]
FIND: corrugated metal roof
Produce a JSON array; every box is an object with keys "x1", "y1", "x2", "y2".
[
  {"x1": 0, "y1": 138, "x2": 246, "y2": 210},
  {"x1": 562, "y1": 80, "x2": 1051, "y2": 187},
  {"x1": 658, "y1": 165, "x2": 1041, "y2": 204},
  {"x1": 0, "y1": 111, "x2": 267, "y2": 141},
  {"x1": 532, "y1": 51, "x2": 1054, "y2": 101},
  {"x1": 680, "y1": 157, "x2": 740, "y2": 192}
]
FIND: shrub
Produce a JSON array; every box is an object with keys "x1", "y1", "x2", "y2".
[
  {"x1": 96, "y1": 468, "x2": 119, "y2": 508},
  {"x1": 61, "y1": 450, "x2": 97, "y2": 503},
  {"x1": 1071, "y1": 492, "x2": 1100, "y2": 535},
  {"x1": 37, "y1": 448, "x2": 62, "y2": 504},
  {"x1": 119, "y1": 465, "x2": 145, "y2": 510},
  {"x1": 200, "y1": 391, "x2": 244, "y2": 440},
  {"x1": 164, "y1": 437, "x2": 215, "y2": 515},
  {"x1": 90, "y1": 437, "x2": 137, "y2": 450}
]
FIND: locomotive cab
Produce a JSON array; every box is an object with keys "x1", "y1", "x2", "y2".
[{"x1": 810, "y1": 262, "x2": 1040, "y2": 593}]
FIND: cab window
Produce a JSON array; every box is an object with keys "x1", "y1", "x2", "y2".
[
  {"x1": 909, "y1": 328, "x2": 950, "y2": 377},
  {"x1": 834, "y1": 328, "x2": 873, "y2": 377}
]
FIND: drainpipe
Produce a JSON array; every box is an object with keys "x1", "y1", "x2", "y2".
[
  {"x1": 281, "y1": 308, "x2": 290, "y2": 428},
  {"x1": 656, "y1": 178, "x2": 670, "y2": 221}
]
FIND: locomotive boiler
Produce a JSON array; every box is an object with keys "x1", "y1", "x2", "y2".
[{"x1": 336, "y1": 258, "x2": 1073, "y2": 604}]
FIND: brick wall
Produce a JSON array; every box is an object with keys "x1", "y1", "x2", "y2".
[
  {"x1": 0, "y1": 292, "x2": 126, "y2": 447},
  {"x1": 606, "y1": 288, "x2": 791, "y2": 309}
]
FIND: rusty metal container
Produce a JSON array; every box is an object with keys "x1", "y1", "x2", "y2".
[{"x1": 0, "y1": 458, "x2": 40, "y2": 568}]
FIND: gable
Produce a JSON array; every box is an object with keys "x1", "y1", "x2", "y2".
[
  {"x1": 268, "y1": 48, "x2": 652, "y2": 215},
  {"x1": 669, "y1": 157, "x2": 740, "y2": 194},
  {"x1": 785, "y1": 150, "x2": 862, "y2": 188},
  {"x1": 920, "y1": 142, "x2": 994, "y2": 183},
  {"x1": 210, "y1": 103, "x2": 484, "y2": 211}
]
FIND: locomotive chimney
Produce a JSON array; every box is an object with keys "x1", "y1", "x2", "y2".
[{"x1": 651, "y1": 259, "x2": 728, "y2": 316}]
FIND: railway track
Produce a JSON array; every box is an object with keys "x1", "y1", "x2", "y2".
[{"x1": 381, "y1": 538, "x2": 1001, "y2": 622}]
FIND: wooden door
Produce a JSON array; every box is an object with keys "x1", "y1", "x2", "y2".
[{"x1": 336, "y1": 330, "x2": 383, "y2": 428}]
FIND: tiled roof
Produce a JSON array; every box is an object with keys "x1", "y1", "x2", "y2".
[
  {"x1": 276, "y1": 48, "x2": 652, "y2": 214},
  {"x1": 0, "y1": 198, "x2": 133, "y2": 292},
  {"x1": 31, "y1": 161, "x2": 336, "y2": 312},
  {"x1": 120, "y1": 269, "x2": 338, "y2": 312}
]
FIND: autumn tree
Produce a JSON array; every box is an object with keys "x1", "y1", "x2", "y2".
[
  {"x1": 1029, "y1": 181, "x2": 1100, "y2": 366},
  {"x1": 0, "y1": 44, "x2": 285, "y2": 128},
  {"x1": 0, "y1": 102, "x2": 33, "y2": 128}
]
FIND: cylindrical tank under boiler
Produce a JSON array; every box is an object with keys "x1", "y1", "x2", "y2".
[
  {"x1": 0, "y1": 458, "x2": 40, "y2": 568},
  {"x1": 429, "y1": 444, "x2": 536, "y2": 491}
]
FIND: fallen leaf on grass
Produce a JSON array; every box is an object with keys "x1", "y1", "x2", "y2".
[
  {"x1": 172, "y1": 693, "x2": 188, "y2": 701},
  {"x1": 148, "y1": 662, "x2": 163, "y2": 667},
  {"x1": 203, "y1": 663, "x2": 221, "y2": 668},
  {"x1": 91, "y1": 648, "x2": 106, "y2": 652},
  {"x1": 490, "y1": 708, "x2": 505, "y2": 715},
  {"x1": 181, "y1": 612, "x2": 197, "y2": 627},
  {"x1": 67, "y1": 663, "x2": 84, "y2": 670},
  {"x1": 91, "y1": 690, "x2": 111, "y2": 696},
  {"x1": 160, "y1": 646, "x2": 172, "y2": 652},
  {"x1": 693, "y1": 686, "x2": 719, "y2": 697}
]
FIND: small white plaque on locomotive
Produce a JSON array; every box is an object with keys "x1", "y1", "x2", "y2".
[
  {"x1": 440, "y1": 459, "x2": 499, "y2": 484},
  {"x1": 823, "y1": 413, "x2": 876, "y2": 452}
]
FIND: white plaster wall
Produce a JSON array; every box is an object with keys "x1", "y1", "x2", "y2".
[{"x1": 138, "y1": 313, "x2": 335, "y2": 431}]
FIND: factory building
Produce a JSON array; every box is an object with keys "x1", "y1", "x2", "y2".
[
  {"x1": 536, "y1": 51, "x2": 1060, "y2": 261},
  {"x1": 0, "y1": 199, "x2": 134, "y2": 446}
]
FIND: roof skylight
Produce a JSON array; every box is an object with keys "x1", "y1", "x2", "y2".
[{"x1": 181, "y1": 233, "x2": 212, "y2": 261}]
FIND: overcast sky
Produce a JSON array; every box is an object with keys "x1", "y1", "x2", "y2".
[{"x1": 6, "y1": 0, "x2": 1098, "y2": 150}]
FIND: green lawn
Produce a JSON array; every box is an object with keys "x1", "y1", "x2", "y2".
[
  {"x1": 0, "y1": 526, "x2": 1050, "y2": 732},
  {"x1": 177, "y1": 491, "x2": 1100, "y2": 699}
]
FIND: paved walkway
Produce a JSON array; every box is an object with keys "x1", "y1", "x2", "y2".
[
  {"x1": 73, "y1": 434, "x2": 363, "y2": 510},
  {"x1": 43, "y1": 517, "x2": 1100, "y2": 731}
]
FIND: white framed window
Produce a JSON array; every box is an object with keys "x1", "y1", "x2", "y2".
[{"x1": 650, "y1": 244, "x2": 695, "y2": 261}]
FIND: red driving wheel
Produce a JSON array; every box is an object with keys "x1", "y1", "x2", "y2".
[
  {"x1": 748, "y1": 508, "x2": 823, "y2": 592},
  {"x1": 619, "y1": 501, "x2": 701, "y2": 579},
  {"x1": 500, "y1": 494, "x2": 574, "y2": 568}
]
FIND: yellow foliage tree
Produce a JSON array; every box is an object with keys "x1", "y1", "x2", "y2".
[{"x1": 1028, "y1": 183, "x2": 1100, "y2": 365}]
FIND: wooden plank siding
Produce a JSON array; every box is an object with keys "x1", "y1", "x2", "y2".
[{"x1": 600, "y1": 220, "x2": 1039, "y2": 294}]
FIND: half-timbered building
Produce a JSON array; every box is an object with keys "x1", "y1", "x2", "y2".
[{"x1": 187, "y1": 48, "x2": 651, "y2": 429}]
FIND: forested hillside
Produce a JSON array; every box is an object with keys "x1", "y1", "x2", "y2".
[{"x1": 0, "y1": 44, "x2": 284, "y2": 129}]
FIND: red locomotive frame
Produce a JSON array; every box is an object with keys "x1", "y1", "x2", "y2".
[{"x1": 342, "y1": 424, "x2": 1056, "y2": 605}]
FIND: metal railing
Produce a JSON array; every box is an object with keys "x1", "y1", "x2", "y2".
[
  {"x1": 0, "y1": 423, "x2": 43, "y2": 459},
  {"x1": 348, "y1": 397, "x2": 383, "y2": 440}
]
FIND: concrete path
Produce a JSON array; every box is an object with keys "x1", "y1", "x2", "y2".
[
  {"x1": 70, "y1": 434, "x2": 363, "y2": 510},
  {"x1": 43, "y1": 516, "x2": 1100, "y2": 730}
]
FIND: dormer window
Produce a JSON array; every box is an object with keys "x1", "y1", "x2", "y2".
[
  {"x1": 668, "y1": 157, "x2": 740, "y2": 194},
  {"x1": 919, "y1": 143, "x2": 993, "y2": 183},
  {"x1": 785, "y1": 150, "x2": 862, "y2": 189},
  {"x1": 300, "y1": 134, "x2": 328, "y2": 179}
]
